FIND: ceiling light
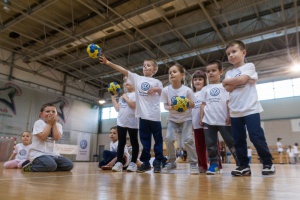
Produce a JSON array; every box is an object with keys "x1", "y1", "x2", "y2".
[
  {"x1": 98, "y1": 99, "x2": 106, "y2": 104},
  {"x1": 292, "y1": 63, "x2": 300, "y2": 72}
]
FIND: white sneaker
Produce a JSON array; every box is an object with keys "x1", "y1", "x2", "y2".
[
  {"x1": 190, "y1": 163, "x2": 199, "y2": 175},
  {"x1": 127, "y1": 162, "x2": 137, "y2": 172},
  {"x1": 162, "y1": 162, "x2": 177, "y2": 173},
  {"x1": 112, "y1": 162, "x2": 123, "y2": 172}
]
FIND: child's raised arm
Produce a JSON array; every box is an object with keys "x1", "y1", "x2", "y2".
[{"x1": 99, "y1": 55, "x2": 128, "y2": 76}]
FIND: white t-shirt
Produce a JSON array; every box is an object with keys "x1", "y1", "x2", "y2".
[
  {"x1": 225, "y1": 63, "x2": 263, "y2": 117},
  {"x1": 192, "y1": 90, "x2": 203, "y2": 129},
  {"x1": 128, "y1": 71, "x2": 163, "y2": 121},
  {"x1": 277, "y1": 142, "x2": 283, "y2": 152},
  {"x1": 293, "y1": 145, "x2": 299, "y2": 154},
  {"x1": 29, "y1": 119, "x2": 63, "y2": 160},
  {"x1": 110, "y1": 141, "x2": 118, "y2": 152},
  {"x1": 161, "y1": 85, "x2": 196, "y2": 123},
  {"x1": 200, "y1": 83, "x2": 229, "y2": 126},
  {"x1": 287, "y1": 148, "x2": 294, "y2": 157},
  {"x1": 117, "y1": 92, "x2": 138, "y2": 129},
  {"x1": 14, "y1": 143, "x2": 31, "y2": 161}
]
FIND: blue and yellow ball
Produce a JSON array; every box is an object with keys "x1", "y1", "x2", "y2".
[
  {"x1": 87, "y1": 43, "x2": 101, "y2": 58},
  {"x1": 107, "y1": 82, "x2": 121, "y2": 95},
  {"x1": 172, "y1": 96, "x2": 189, "y2": 112}
]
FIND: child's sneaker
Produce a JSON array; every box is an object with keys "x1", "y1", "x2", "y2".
[
  {"x1": 231, "y1": 166, "x2": 251, "y2": 176},
  {"x1": 162, "y1": 162, "x2": 177, "y2": 173},
  {"x1": 136, "y1": 163, "x2": 151, "y2": 173},
  {"x1": 190, "y1": 163, "x2": 199, "y2": 175},
  {"x1": 127, "y1": 162, "x2": 137, "y2": 172},
  {"x1": 206, "y1": 164, "x2": 219, "y2": 175},
  {"x1": 262, "y1": 164, "x2": 275, "y2": 175},
  {"x1": 22, "y1": 160, "x2": 32, "y2": 172},
  {"x1": 112, "y1": 162, "x2": 123, "y2": 172}
]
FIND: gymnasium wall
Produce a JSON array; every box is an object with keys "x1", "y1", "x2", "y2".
[{"x1": 0, "y1": 80, "x2": 99, "y2": 161}]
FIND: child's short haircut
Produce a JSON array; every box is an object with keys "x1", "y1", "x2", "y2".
[
  {"x1": 110, "y1": 126, "x2": 117, "y2": 130},
  {"x1": 144, "y1": 59, "x2": 158, "y2": 74},
  {"x1": 207, "y1": 60, "x2": 223, "y2": 71},
  {"x1": 40, "y1": 103, "x2": 55, "y2": 112},
  {"x1": 225, "y1": 40, "x2": 246, "y2": 51}
]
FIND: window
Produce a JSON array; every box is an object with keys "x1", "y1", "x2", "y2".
[
  {"x1": 101, "y1": 103, "x2": 168, "y2": 120},
  {"x1": 292, "y1": 78, "x2": 300, "y2": 96},
  {"x1": 257, "y1": 78, "x2": 300, "y2": 101},
  {"x1": 274, "y1": 80, "x2": 293, "y2": 99},
  {"x1": 257, "y1": 82, "x2": 274, "y2": 100}
]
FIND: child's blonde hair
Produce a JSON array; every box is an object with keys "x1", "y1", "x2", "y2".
[{"x1": 144, "y1": 59, "x2": 158, "y2": 75}]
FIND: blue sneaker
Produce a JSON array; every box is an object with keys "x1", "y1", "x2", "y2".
[
  {"x1": 206, "y1": 164, "x2": 219, "y2": 175},
  {"x1": 136, "y1": 163, "x2": 151, "y2": 173}
]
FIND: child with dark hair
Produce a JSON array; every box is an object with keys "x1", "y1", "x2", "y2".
[{"x1": 22, "y1": 103, "x2": 73, "y2": 172}]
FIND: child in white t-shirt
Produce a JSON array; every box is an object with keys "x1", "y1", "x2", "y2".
[
  {"x1": 4, "y1": 131, "x2": 31, "y2": 169},
  {"x1": 200, "y1": 60, "x2": 239, "y2": 175},
  {"x1": 286, "y1": 145, "x2": 295, "y2": 164},
  {"x1": 223, "y1": 40, "x2": 274, "y2": 176},
  {"x1": 111, "y1": 76, "x2": 139, "y2": 172},
  {"x1": 247, "y1": 146, "x2": 252, "y2": 164},
  {"x1": 161, "y1": 64, "x2": 199, "y2": 174},
  {"x1": 22, "y1": 103, "x2": 73, "y2": 172},
  {"x1": 99, "y1": 55, "x2": 167, "y2": 173},
  {"x1": 277, "y1": 138, "x2": 284, "y2": 164}
]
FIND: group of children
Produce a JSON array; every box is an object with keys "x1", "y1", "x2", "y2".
[
  {"x1": 96, "y1": 40, "x2": 275, "y2": 176},
  {"x1": 4, "y1": 40, "x2": 276, "y2": 176},
  {"x1": 277, "y1": 138, "x2": 299, "y2": 164}
]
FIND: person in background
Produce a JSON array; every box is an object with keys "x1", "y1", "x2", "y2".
[
  {"x1": 247, "y1": 146, "x2": 252, "y2": 164},
  {"x1": 276, "y1": 138, "x2": 284, "y2": 164},
  {"x1": 4, "y1": 131, "x2": 31, "y2": 169}
]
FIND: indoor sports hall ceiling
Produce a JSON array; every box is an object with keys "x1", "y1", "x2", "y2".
[{"x1": 0, "y1": 0, "x2": 299, "y2": 102}]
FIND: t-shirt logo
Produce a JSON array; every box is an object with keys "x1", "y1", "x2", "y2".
[
  {"x1": 80, "y1": 139, "x2": 88, "y2": 149},
  {"x1": 171, "y1": 96, "x2": 176, "y2": 103},
  {"x1": 121, "y1": 98, "x2": 126, "y2": 104},
  {"x1": 19, "y1": 149, "x2": 27, "y2": 156},
  {"x1": 210, "y1": 88, "x2": 220, "y2": 96},
  {"x1": 235, "y1": 73, "x2": 241, "y2": 77},
  {"x1": 141, "y1": 82, "x2": 150, "y2": 91}
]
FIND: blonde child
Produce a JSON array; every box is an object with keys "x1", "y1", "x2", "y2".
[
  {"x1": 111, "y1": 76, "x2": 139, "y2": 172},
  {"x1": 223, "y1": 40, "x2": 274, "y2": 176},
  {"x1": 161, "y1": 64, "x2": 199, "y2": 174},
  {"x1": 22, "y1": 103, "x2": 73, "y2": 172},
  {"x1": 4, "y1": 131, "x2": 31, "y2": 169},
  {"x1": 99, "y1": 55, "x2": 167, "y2": 173},
  {"x1": 200, "y1": 60, "x2": 239, "y2": 175}
]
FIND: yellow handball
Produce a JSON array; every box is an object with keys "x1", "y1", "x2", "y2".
[
  {"x1": 107, "y1": 82, "x2": 121, "y2": 95},
  {"x1": 87, "y1": 43, "x2": 101, "y2": 58},
  {"x1": 172, "y1": 96, "x2": 189, "y2": 112}
]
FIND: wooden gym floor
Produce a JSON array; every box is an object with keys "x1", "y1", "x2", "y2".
[{"x1": 0, "y1": 162, "x2": 299, "y2": 200}]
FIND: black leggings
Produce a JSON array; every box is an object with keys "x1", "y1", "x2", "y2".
[{"x1": 117, "y1": 126, "x2": 139, "y2": 163}]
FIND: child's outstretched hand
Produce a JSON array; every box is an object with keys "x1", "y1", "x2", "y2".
[{"x1": 99, "y1": 55, "x2": 108, "y2": 65}]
